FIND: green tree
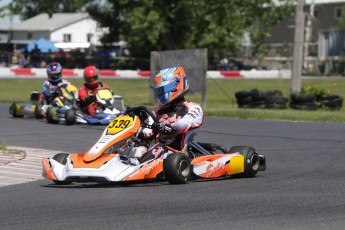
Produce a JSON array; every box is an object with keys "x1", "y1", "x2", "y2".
[
  {"x1": 87, "y1": 0, "x2": 293, "y2": 64},
  {"x1": 7, "y1": 0, "x2": 91, "y2": 19},
  {"x1": 5, "y1": 0, "x2": 293, "y2": 68},
  {"x1": 338, "y1": 6, "x2": 345, "y2": 30}
]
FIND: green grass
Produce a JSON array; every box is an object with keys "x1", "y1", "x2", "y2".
[
  {"x1": 2, "y1": 78, "x2": 345, "y2": 123},
  {"x1": 0, "y1": 141, "x2": 26, "y2": 156}
]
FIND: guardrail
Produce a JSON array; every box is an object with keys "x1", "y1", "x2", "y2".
[{"x1": 0, "y1": 67, "x2": 291, "y2": 79}]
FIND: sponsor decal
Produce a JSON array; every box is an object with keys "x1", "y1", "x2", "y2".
[
  {"x1": 141, "y1": 159, "x2": 160, "y2": 175},
  {"x1": 205, "y1": 162, "x2": 226, "y2": 177},
  {"x1": 159, "y1": 114, "x2": 182, "y2": 126},
  {"x1": 186, "y1": 112, "x2": 197, "y2": 119},
  {"x1": 152, "y1": 146, "x2": 164, "y2": 158}
]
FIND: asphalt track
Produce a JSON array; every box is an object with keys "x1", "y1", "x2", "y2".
[{"x1": 1, "y1": 103, "x2": 345, "y2": 230}]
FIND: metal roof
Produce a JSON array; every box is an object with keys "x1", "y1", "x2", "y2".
[
  {"x1": 9, "y1": 13, "x2": 89, "y2": 32},
  {"x1": 0, "y1": 15, "x2": 21, "y2": 30}
]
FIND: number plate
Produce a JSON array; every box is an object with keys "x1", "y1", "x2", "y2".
[{"x1": 107, "y1": 116, "x2": 134, "y2": 135}]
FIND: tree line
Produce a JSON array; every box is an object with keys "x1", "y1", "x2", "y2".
[{"x1": 3, "y1": 0, "x2": 294, "y2": 65}]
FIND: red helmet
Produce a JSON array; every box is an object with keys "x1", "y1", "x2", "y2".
[{"x1": 83, "y1": 66, "x2": 99, "y2": 89}]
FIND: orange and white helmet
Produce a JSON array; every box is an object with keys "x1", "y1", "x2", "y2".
[
  {"x1": 154, "y1": 66, "x2": 190, "y2": 105},
  {"x1": 83, "y1": 65, "x2": 99, "y2": 89}
]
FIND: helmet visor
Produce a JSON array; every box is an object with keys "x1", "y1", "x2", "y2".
[
  {"x1": 85, "y1": 75, "x2": 98, "y2": 83},
  {"x1": 155, "y1": 80, "x2": 178, "y2": 96},
  {"x1": 49, "y1": 73, "x2": 61, "y2": 80},
  {"x1": 157, "y1": 92, "x2": 171, "y2": 105}
]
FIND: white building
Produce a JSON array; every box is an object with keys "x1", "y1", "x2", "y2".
[
  {"x1": 9, "y1": 13, "x2": 106, "y2": 50},
  {"x1": 265, "y1": 0, "x2": 345, "y2": 73}
]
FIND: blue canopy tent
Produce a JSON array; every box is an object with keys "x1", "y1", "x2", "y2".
[{"x1": 21, "y1": 37, "x2": 59, "y2": 53}]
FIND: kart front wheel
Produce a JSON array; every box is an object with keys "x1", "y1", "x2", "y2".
[
  {"x1": 65, "y1": 109, "x2": 76, "y2": 126},
  {"x1": 46, "y1": 107, "x2": 58, "y2": 124},
  {"x1": 229, "y1": 146, "x2": 259, "y2": 177},
  {"x1": 163, "y1": 152, "x2": 191, "y2": 184},
  {"x1": 52, "y1": 153, "x2": 72, "y2": 185}
]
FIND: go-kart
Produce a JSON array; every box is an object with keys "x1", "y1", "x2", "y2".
[
  {"x1": 9, "y1": 83, "x2": 78, "y2": 125},
  {"x1": 42, "y1": 106, "x2": 266, "y2": 185},
  {"x1": 43, "y1": 83, "x2": 79, "y2": 126},
  {"x1": 75, "y1": 88, "x2": 124, "y2": 125},
  {"x1": 9, "y1": 90, "x2": 45, "y2": 119}
]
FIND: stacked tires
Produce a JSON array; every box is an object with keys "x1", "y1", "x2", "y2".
[
  {"x1": 317, "y1": 94, "x2": 343, "y2": 110},
  {"x1": 235, "y1": 89, "x2": 288, "y2": 109},
  {"x1": 290, "y1": 93, "x2": 317, "y2": 110},
  {"x1": 235, "y1": 89, "x2": 343, "y2": 110},
  {"x1": 290, "y1": 93, "x2": 343, "y2": 110}
]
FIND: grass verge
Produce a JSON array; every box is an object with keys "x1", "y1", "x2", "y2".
[
  {"x1": 2, "y1": 78, "x2": 345, "y2": 123},
  {"x1": 0, "y1": 141, "x2": 26, "y2": 156}
]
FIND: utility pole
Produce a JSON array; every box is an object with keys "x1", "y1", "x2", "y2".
[
  {"x1": 303, "y1": 0, "x2": 315, "y2": 72},
  {"x1": 291, "y1": 0, "x2": 305, "y2": 94}
]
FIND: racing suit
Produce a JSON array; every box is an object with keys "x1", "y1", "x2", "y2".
[
  {"x1": 140, "y1": 97, "x2": 204, "y2": 163},
  {"x1": 78, "y1": 82, "x2": 111, "y2": 116},
  {"x1": 42, "y1": 79, "x2": 70, "y2": 104}
]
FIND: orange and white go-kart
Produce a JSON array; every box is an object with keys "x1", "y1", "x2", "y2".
[{"x1": 42, "y1": 106, "x2": 266, "y2": 185}]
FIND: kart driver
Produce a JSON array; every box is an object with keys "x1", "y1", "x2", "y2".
[
  {"x1": 127, "y1": 66, "x2": 204, "y2": 165},
  {"x1": 42, "y1": 62, "x2": 71, "y2": 104},
  {"x1": 78, "y1": 65, "x2": 112, "y2": 116}
]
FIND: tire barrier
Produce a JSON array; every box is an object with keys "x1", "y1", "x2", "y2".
[
  {"x1": 289, "y1": 93, "x2": 343, "y2": 110},
  {"x1": 318, "y1": 94, "x2": 343, "y2": 110},
  {"x1": 235, "y1": 89, "x2": 288, "y2": 109},
  {"x1": 290, "y1": 93, "x2": 318, "y2": 110}
]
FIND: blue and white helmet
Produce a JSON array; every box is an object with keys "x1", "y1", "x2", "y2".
[{"x1": 154, "y1": 66, "x2": 189, "y2": 105}]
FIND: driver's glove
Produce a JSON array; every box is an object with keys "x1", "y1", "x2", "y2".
[
  {"x1": 137, "y1": 132, "x2": 147, "y2": 140},
  {"x1": 85, "y1": 95, "x2": 96, "y2": 105},
  {"x1": 152, "y1": 122, "x2": 172, "y2": 134}
]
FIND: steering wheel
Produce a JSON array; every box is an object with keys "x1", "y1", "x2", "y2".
[{"x1": 125, "y1": 106, "x2": 159, "y2": 137}]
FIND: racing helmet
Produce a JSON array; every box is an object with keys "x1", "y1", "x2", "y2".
[
  {"x1": 84, "y1": 65, "x2": 99, "y2": 89},
  {"x1": 46, "y1": 62, "x2": 62, "y2": 84},
  {"x1": 154, "y1": 66, "x2": 190, "y2": 105}
]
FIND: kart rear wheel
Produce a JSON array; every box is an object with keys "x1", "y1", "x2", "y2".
[
  {"x1": 52, "y1": 153, "x2": 72, "y2": 185},
  {"x1": 229, "y1": 146, "x2": 259, "y2": 177},
  {"x1": 9, "y1": 102, "x2": 24, "y2": 118},
  {"x1": 163, "y1": 152, "x2": 191, "y2": 184},
  {"x1": 46, "y1": 107, "x2": 58, "y2": 124},
  {"x1": 65, "y1": 109, "x2": 76, "y2": 126}
]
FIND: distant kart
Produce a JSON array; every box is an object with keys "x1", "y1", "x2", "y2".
[
  {"x1": 9, "y1": 90, "x2": 45, "y2": 119},
  {"x1": 9, "y1": 83, "x2": 77, "y2": 125},
  {"x1": 42, "y1": 106, "x2": 266, "y2": 185},
  {"x1": 76, "y1": 88, "x2": 125, "y2": 125},
  {"x1": 43, "y1": 83, "x2": 79, "y2": 126}
]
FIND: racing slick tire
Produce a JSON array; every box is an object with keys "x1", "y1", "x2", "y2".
[
  {"x1": 65, "y1": 109, "x2": 76, "y2": 126},
  {"x1": 34, "y1": 104, "x2": 44, "y2": 119},
  {"x1": 46, "y1": 107, "x2": 58, "y2": 124},
  {"x1": 52, "y1": 153, "x2": 72, "y2": 185},
  {"x1": 9, "y1": 102, "x2": 24, "y2": 118},
  {"x1": 229, "y1": 146, "x2": 259, "y2": 177},
  {"x1": 163, "y1": 152, "x2": 191, "y2": 184}
]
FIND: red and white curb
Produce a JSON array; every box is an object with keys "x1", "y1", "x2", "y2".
[
  {"x1": 0, "y1": 146, "x2": 59, "y2": 187},
  {"x1": 0, "y1": 67, "x2": 291, "y2": 79}
]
